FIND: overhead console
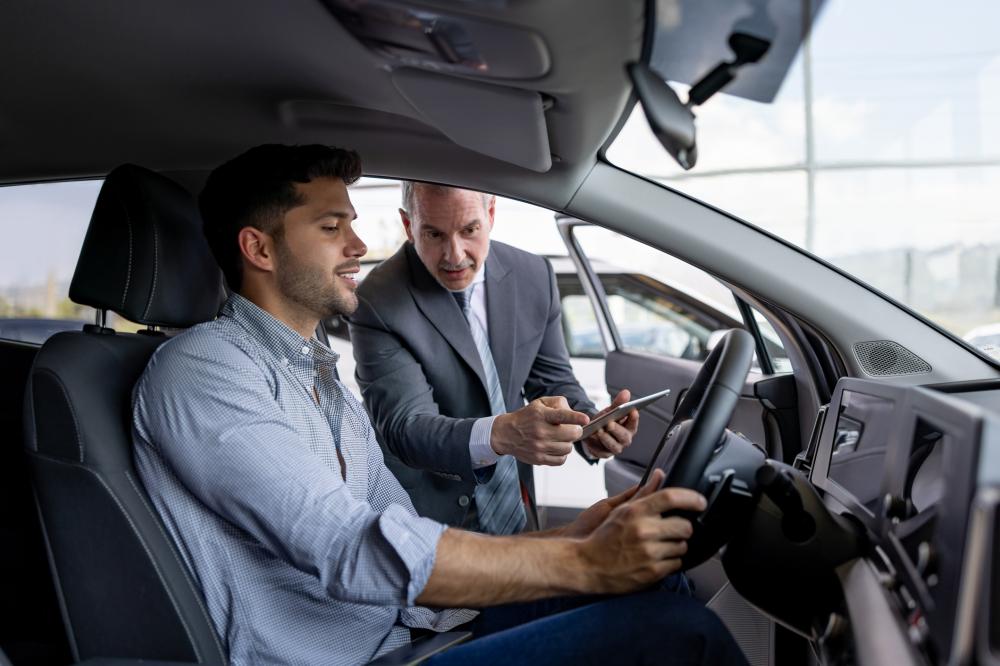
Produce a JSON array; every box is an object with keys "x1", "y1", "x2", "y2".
[
  {"x1": 316, "y1": 0, "x2": 555, "y2": 172},
  {"x1": 321, "y1": 0, "x2": 551, "y2": 80},
  {"x1": 808, "y1": 378, "x2": 1000, "y2": 665}
]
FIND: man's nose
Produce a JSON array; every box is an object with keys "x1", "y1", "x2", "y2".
[
  {"x1": 445, "y1": 234, "x2": 463, "y2": 262},
  {"x1": 346, "y1": 226, "x2": 367, "y2": 258}
]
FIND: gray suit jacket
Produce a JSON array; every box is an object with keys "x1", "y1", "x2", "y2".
[{"x1": 348, "y1": 241, "x2": 596, "y2": 526}]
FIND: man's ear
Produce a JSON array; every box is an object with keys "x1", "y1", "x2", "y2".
[
  {"x1": 237, "y1": 226, "x2": 276, "y2": 275},
  {"x1": 400, "y1": 208, "x2": 415, "y2": 243}
]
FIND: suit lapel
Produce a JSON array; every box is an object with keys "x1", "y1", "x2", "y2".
[
  {"x1": 404, "y1": 243, "x2": 489, "y2": 394},
  {"x1": 485, "y1": 247, "x2": 516, "y2": 404}
]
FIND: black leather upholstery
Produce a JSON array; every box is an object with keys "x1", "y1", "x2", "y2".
[
  {"x1": 24, "y1": 165, "x2": 227, "y2": 664},
  {"x1": 0, "y1": 341, "x2": 71, "y2": 663}
]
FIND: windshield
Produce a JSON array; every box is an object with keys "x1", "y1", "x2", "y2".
[{"x1": 607, "y1": 0, "x2": 1000, "y2": 362}]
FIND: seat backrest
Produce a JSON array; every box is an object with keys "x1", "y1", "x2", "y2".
[
  {"x1": 23, "y1": 165, "x2": 227, "y2": 664},
  {"x1": 0, "y1": 340, "x2": 71, "y2": 664}
]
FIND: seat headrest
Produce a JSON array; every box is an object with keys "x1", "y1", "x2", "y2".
[{"x1": 69, "y1": 164, "x2": 225, "y2": 328}]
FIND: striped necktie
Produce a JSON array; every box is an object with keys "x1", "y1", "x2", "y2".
[{"x1": 453, "y1": 286, "x2": 527, "y2": 535}]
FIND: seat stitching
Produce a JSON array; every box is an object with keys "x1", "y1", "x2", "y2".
[
  {"x1": 125, "y1": 470, "x2": 227, "y2": 663},
  {"x1": 31, "y1": 367, "x2": 84, "y2": 463},
  {"x1": 118, "y1": 190, "x2": 134, "y2": 311},
  {"x1": 142, "y1": 214, "x2": 159, "y2": 320},
  {"x1": 83, "y1": 467, "x2": 202, "y2": 662},
  {"x1": 29, "y1": 453, "x2": 224, "y2": 663}
]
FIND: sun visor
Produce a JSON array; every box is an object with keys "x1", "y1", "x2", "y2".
[
  {"x1": 650, "y1": 0, "x2": 827, "y2": 103},
  {"x1": 391, "y1": 68, "x2": 552, "y2": 173}
]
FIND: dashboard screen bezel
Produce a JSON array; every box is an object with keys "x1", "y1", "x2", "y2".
[{"x1": 810, "y1": 377, "x2": 909, "y2": 534}]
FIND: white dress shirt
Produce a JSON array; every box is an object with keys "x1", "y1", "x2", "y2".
[{"x1": 461, "y1": 264, "x2": 503, "y2": 470}]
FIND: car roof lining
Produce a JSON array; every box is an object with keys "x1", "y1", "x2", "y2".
[{"x1": 1, "y1": 0, "x2": 645, "y2": 211}]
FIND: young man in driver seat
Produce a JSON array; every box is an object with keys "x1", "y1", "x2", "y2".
[{"x1": 131, "y1": 144, "x2": 748, "y2": 665}]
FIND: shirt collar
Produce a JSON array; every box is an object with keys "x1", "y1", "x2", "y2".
[
  {"x1": 471, "y1": 261, "x2": 487, "y2": 287},
  {"x1": 221, "y1": 293, "x2": 340, "y2": 368}
]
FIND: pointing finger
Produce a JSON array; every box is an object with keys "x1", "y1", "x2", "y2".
[
  {"x1": 544, "y1": 408, "x2": 590, "y2": 427},
  {"x1": 538, "y1": 395, "x2": 571, "y2": 410}
]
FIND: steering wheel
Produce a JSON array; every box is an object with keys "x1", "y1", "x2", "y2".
[
  {"x1": 648, "y1": 328, "x2": 756, "y2": 489},
  {"x1": 644, "y1": 329, "x2": 761, "y2": 568}
]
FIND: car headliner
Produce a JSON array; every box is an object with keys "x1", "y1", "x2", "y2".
[{"x1": 2, "y1": 0, "x2": 645, "y2": 211}]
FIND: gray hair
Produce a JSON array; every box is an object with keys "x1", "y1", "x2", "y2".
[{"x1": 400, "y1": 181, "x2": 493, "y2": 217}]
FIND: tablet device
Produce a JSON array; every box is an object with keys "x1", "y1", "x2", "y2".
[{"x1": 579, "y1": 388, "x2": 672, "y2": 440}]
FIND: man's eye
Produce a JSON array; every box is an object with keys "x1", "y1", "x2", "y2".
[{"x1": 322, "y1": 225, "x2": 339, "y2": 233}]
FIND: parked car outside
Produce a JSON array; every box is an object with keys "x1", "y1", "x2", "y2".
[{"x1": 964, "y1": 322, "x2": 1000, "y2": 361}]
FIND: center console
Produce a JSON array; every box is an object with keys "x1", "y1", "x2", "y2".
[{"x1": 807, "y1": 378, "x2": 1000, "y2": 665}]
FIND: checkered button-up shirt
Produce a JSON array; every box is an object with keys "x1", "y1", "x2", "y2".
[{"x1": 133, "y1": 294, "x2": 476, "y2": 665}]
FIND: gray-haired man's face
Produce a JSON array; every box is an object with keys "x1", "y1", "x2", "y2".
[{"x1": 401, "y1": 188, "x2": 494, "y2": 292}]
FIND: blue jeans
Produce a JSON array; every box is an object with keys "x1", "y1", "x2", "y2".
[{"x1": 426, "y1": 576, "x2": 747, "y2": 665}]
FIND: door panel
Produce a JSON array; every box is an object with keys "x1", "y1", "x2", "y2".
[{"x1": 603, "y1": 349, "x2": 768, "y2": 494}]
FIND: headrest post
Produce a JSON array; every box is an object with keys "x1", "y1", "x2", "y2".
[{"x1": 95, "y1": 309, "x2": 107, "y2": 328}]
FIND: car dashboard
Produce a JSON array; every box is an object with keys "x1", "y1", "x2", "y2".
[{"x1": 807, "y1": 377, "x2": 1000, "y2": 665}]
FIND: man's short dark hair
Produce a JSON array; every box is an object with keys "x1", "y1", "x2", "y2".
[{"x1": 200, "y1": 144, "x2": 362, "y2": 290}]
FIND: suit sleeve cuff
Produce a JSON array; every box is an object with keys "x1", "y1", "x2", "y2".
[{"x1": 469, "y1": 416, "x2": 500, "y2": 470}]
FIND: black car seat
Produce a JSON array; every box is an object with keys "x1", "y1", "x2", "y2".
[{"x1": 23, "y1": 165, "x2": 228, "y2": 664}]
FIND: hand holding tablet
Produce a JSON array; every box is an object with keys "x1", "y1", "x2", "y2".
[{"x1": 579, "y1": 388, "x2": 672, "y2": 440}]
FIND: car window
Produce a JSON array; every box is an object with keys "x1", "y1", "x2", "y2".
[
  {"x1": 560, "y1": 294, "x2": 604, "y2": 358},
  {"x1": 1, "y1": 180, "x2": 98, "y2": 344},
  {"x1": 570, "y1": 225, "x2": 790, "y2": 372},
  {"x1": 552, "y1": 273, "x2": 605, "y2": 358},
  {"x1": 0, "y1": 180, "x2": 146, "y2": 344},
  {"x1": 599, "y1": 274, "x2": 715, "y2": 361},
  {"x1": 751, "y1": 307, "x2": 793, "y2": 373}
]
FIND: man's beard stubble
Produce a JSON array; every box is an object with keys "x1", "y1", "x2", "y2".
[{"x1": 274, "y1": 241, "x2": 358, "y2": 319}]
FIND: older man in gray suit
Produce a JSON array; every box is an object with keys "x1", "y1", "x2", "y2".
[{"x1": 348, "y1": 183, "x2": 638, "y2": 534}]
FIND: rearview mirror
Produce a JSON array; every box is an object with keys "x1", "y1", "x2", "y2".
[{"x1": 627, "y1": 62, "x2": 697, "y2": 170}]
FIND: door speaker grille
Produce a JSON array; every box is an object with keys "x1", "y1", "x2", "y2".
[{"x1": 853, "y1": 340, "x2": 931, "y2": 376}]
